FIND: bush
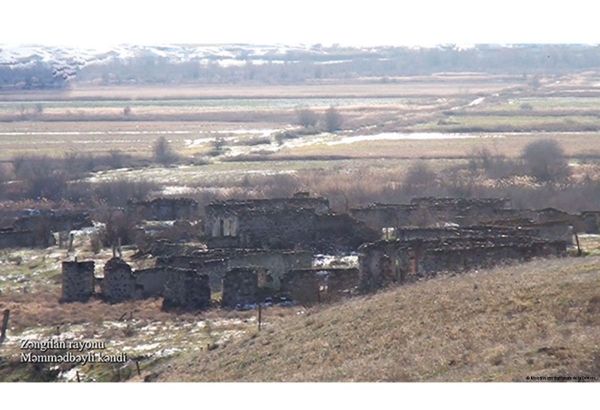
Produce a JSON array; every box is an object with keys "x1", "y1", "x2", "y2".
[
  {"x1": 323, "y1": 106, "x2": 343, "y2": 132},
  {"x1": 296, "y1": 108, "x2": 318, "y2": 128},
  {"x1": 13, "y1": 156, "x2": 68, "y2": 200},
  {"x1": 153, "y1": 136, "x2": 179, "y2": 165},
  {"x1": 522, "y1": 139, "x2": 570, "y2": 182},
  {"x1": 92, "y1": 178, "x2": 159, "y2": 207},
  {"x1": 403, "y1": 162, "x2": 437, "y2": 193},
  {"x1": 206, "y1": 136, "x2": 229, "y2": 156}
]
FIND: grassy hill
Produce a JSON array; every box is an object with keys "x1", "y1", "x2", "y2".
[{"x1": 156, "y1": 257, "x2": 600, "y2": 382}]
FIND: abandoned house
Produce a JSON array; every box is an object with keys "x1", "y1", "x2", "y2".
[
  {"x1": 58, "y1": 194, "x2": 589, "y2": 311},
  {"x1": 205, "y1": 195, "x2": 377, "y2": 252}
]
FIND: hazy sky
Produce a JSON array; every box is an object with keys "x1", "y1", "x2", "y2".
[{"x1": 2, "y1": 0, "x2": 599, "y2": 47}]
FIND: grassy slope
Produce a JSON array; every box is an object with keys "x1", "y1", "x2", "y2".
[{"x1": 158, "y1": 257, "x2": 600, "y2": 382}]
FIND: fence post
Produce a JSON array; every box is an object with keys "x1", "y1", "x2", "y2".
[
  {"x1": 257, "y1": 304, "x2": 262, "y2": 331},
  {"x1": 575, "y1": 233, "x2": 582, "y2": 256},
  {"x1": 0, "y1": 309, "x2": 10, "y2": 344}
]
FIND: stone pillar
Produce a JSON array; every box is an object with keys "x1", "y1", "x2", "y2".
[
  {"x1": 102, "y1": 257, "x2": 135, "y2": 303},
  {"x1": 61, "y1": 261, "x2": 95, "y2": 302}
]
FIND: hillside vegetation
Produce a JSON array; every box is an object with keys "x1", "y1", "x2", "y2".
[{"x1": 157, "y1": 257, "x2": 600, "y2": 381}]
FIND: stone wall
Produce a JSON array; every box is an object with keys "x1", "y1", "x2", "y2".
[
  {"x1": 0, "y1": 228, "x2": 55, "y2": 249},
  {"x1": 133, "y1": 268, "x2": 170, "y2": 298},
  {"x1": 102, "y1": 257, "x2": 136, "y2": 303},
  {"x1": 281, "y1": 269, "x2": 321, "y2": 305},
  {"x1": 282, "y1": 267, "x2": 360, "y2": 304},
  {"x1": 162, "y1": 269, "x2": 211, "y2": 311},
  {"x1": 227, "y1": 250, "x2": 312, "y2": 290},
  {"x1": 580, "y1": 211, "x2": 600, "y2": 233},
  {"x1": 13, "y1": 210, "x2": 92, "y2": 233},
  {"x1": 156, "y1": 255, "x2": 228, "y2": 290},
  {"x1": 204, "y1": 194, "x2": 330, "y2": 239},
  {"x1": 324, "y1": 268, "x2": 360, "y2": 301},
  {"x1": 61, "y1": 260, "x2": 95, "y2": 302},
  {"x1": 358, "y1": 236, "x2": 567, "y2": 292},
  {"x1": 221, "y1": 267, "x2": 259, "y2": 308},
  {"x1": 127, "y1": 197, "x2": 199, "y2": 221},
  {"x1": 157, "y1": 248, "x2": 312, "y2": 291},
  {"x1": 206, "y1": 208, "x2": 377, "y2": 253}
]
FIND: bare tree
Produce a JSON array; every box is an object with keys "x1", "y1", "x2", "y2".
[
  {"x1": 296, "y1": 108, "x2": 318, "y2": 128},
  {"x1": 403, "y1": 161, "x2": 437, "y2": 193},
  {"x1": 323, "y1": 106, "x2": 343, "y2": 132},
  {"x1": 522, "y1": 139, "x2": 570, "y2": 182},
  {"x1": 153, "y1": 136, "x2": 179, "y2": 165}
]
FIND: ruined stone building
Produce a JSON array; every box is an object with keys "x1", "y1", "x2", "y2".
[
  {"x1": 0, "y1": 208, "x2": 91, "y2": 249},
  {"x1": 59, "y1": 194, "x2": 597, "y2": 311},
  {"x1": 205, "y1": 194, "x2": 377, "y2": 252},
  {"x1": 156, "y1": 248, "x2": 313, "y2": 291},
  {"x1": 358, "y1": 236, "x2": 567, "y2": 292}
]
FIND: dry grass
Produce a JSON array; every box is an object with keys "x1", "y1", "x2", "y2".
[
  {"x1": 156, "y1": 257, "x2": 600, "y2": 382},
  {"x1": 0, "y1": 80, "x2": 519, "y2": 101},
  {"x1": 277, "y1": 133, "x2": 600, "y2": 159}
]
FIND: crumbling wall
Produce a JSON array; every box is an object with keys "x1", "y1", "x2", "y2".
[
  {"x1": 322, "y1": 268, "x2": 360, "y2": 302},
  {"x1": 162, "y1": 269, "x2": 211, "y2": 311},
  {"x1": 358, "y1": 242, "x2": 412, "y2": 292},
  {"x1": 227, "y1": 250, "x2": 312, "y2": 289},
  {"x1": 221, "y1": 267, "x2": 258, "y2": 308},
  {"x1": 204, "y1": 195, "x2": 330, "y2": 240},
  {"x1": 102, "y1": 258, "x2": 136, "y2": 303},
  {"x1": 281, "y1": 269, "x2": 321, "y2": 305},
  {"x1": 156, "y1": 255, "x2": 228, "y2": 290},
  {"x1": 128, "y1": 197, "x2": 199, "y2": 221},
  {"x1": 61, "y1": 261, "x2": 95, "y2": 302},
  {"x1": 350, "y1": 204, "x2": 415, "y2": 232},
  {"x1": 359, "y1": 236, "x2": 567, "y2": 292},
  {"x1": 13, "y1": 210, "x2": 92, "y2": 233},
  {"x1": 580, "y1": 211, "x2": 600, "y2": 233},
  {"x1": 0, "y1": 228, "x2": 55, "y2": 249},
  {"x1": 133, "y1": 268, "x2": 169, "y2": 298}
]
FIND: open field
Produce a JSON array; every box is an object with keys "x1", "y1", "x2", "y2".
[
  {"x1": 0, "y1": 72, "x2": 600, "y2": 162},
  {"x1": 0, "y1": 79, "x2": 525, "y2": 101}
]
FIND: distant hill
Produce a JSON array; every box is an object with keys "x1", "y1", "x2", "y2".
[
  {"x1": 156, "y1": 256, "x2": 600, "y2": 381},
  {"x1": 1, "y1": 43, "x2": 600, "y2": 89}
]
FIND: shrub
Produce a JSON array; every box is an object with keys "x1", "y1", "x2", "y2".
[
  {"x1": 92, "y1": 178, "x2": 159, "y2": 207},
  {"x1": 522, "y1": 139, "x2": 570, "y2": 182},
  {"x1": 296, "y1": 108, "x2": 319, "y2": 128},
  {"x1": 323, "y1": 106, "x2": 343, "y2": 132},
  {"x1": 153, "y1": 136, "x2": 179, "y2": 165},
  {"x1": 403, "y1": 162, "x2": 437, "y2": 193}
]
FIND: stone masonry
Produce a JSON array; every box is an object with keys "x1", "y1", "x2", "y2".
[
  {"x1": 162, "y1": 269, "x2": 211, "y2": 311},
  {"x1": 102, "y1": 257, "x2": 136, "y2": 303},
  {"x1": 61, "y1": 260, "x2": 95, "y2": 303},
  {"x1": 221, "y1": 267, "x2": 259, "y2": 308}
]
